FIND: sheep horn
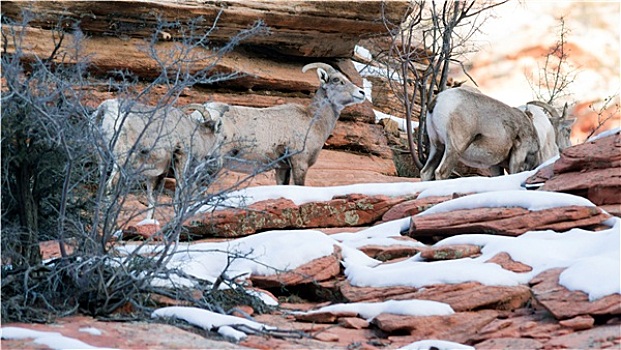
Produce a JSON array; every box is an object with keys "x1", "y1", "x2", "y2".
[
  {"x1": 181, "y1": 103, "x2": 212, "y2": 120},
  {"x1": 302, "y1": 62, "x2": 336, "y2": 74},
  {"x1": 525, "y1": 101, "x2": 561, "y2": 119},
  {"x1": 561, "y1": 102, "x2": 569, "y2": 119}
]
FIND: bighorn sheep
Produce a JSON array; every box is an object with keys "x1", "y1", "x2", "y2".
[
  {"x1": 194, "y1": 62, "x2": 366, "y2": 185},
  {"x1": 421, "y1": 87, "x2": 541, "y2": 180},
  {"x1": 519, "y1": 100, "x2": 575, "y2": 156},
  {"x1": 94, "y1": 99, "x2": 223, "y2": 219}
]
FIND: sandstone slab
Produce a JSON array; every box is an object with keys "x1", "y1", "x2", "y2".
[
  {"x1": 1, "y1": 316, "x2": 244, "y2": 349},
  {"x1": 473, "y1": 309, "x2": 563, "y2": 342},
  {"x1": 250, "y1": 246, "x2": 341, "y2": 288},
  {"x1": 326, "y1": 121, "x2": 393, "y2": 159},
  {"x1": 419, "y1": 244, "x2": 481, "y2": 261},
  {"x1": 527, "y1": 132, "x2": 621, "y2": 207},
  {"x1": 207, "y1": 150, "x2": 403, "y2": 193},
  {"x1": 485, "y1": 252, "x2": 533, "y2": 273},
  {"x1": 553, "y1": 132, "x2": 621, "y2": 174},
  {"x1": 381, "y1": 195, "x2": 456, "y2": 222},
  {"x1": 475, "y1": 337, "x2": 544, "y2": 350},
  {"x1": 339, "y1": 280, "x2": 531, "y2": 312},
  {"x1": 373, "y1": 310, "x2": 498, "y2": 343},
  {"x1": 358, "y1": 242, "x2": 423, "y2": 261},
  {"x1": 544, "y1": 324, "x2": 621, "y2": 349},
  {"x1": 530, "y1": 268, "x2": 621, "y2": 320},
  {"x1": 338, "y1": 280, "x2": 418, "y2": 303},
  {"x1": 407, "y1": 283, "x2": 532, "y2": 312},
  {"x1": 294, "y1": 310, "x2": 358, "y2": 323},
  {"x1": 409, "y1": 205, "x2": 611, "y2": 238},
  {"x1": 559, "y1": 315, "x2": 595, "y2": 331},
  {"x1": 2, "y1": 1, "x2": 410, "y2": 57},
  {"x1": 189, "y1": 194, "x2": 408, "y2": 237}
]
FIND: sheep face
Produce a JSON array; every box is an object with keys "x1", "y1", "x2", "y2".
[
  {"x1": 553, "y1": 117, "x2": 575, "y2": 150},
  {"x1": 524, "y1": 101, "x2": 575, "y2": 152},
  {"x1": 317, "y1": 68, "x2": 366, "y2": 111}
]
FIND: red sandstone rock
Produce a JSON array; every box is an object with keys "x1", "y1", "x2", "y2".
[
  {"x1": 373, "y1": 310, "x2": 498, "y2": 343},
  {"x1": 299, "y1": 194, "x2": 406, "y2": 228},
  {"x1": 207, "y1": 150, "x2": 405, "y2": 193},
  {"x1": 250, "y1": 246, "x2": 341, "y2": 288},
  {"x1": 544, "y1": 324, "x2": 621, "y2": 349},
  {"x1": 473, "y1": 309, "x2": 563, "y2": 343},
  {"x1": 526, "y1": 132, "x2": 621, "y2": 207},
  {"x1": 189, "y1": 194, "x2": 408, "y2": 237},
  {"x1": 419, "y1": 244, "x2": 481, "y2": 260},
  {"x1": 338, "y1": 280, "x2": 418, "y2": 303},
  {"x1": 358, "y1": 241, "x2": 423, "y2": 261},
  {"x1": 407, "y1": 283, "x2": 532, "y2": 312},
  {"x1": 601, "y1": 204, "x2": 621, "y2": 217},
  {"x1": 409, "y1": 205, "x2": 611, "y2": 238},
  {"x1": 475, "y1": 337, "x2": 544, "y2": 350},
  {"x1": 530, "y1": 268, "x2": 621, "y2": 320},
  {"x1": 313, "y1": 332, "x2": 340, "y2": 342},
  {"x1": 122, "y1": 222, "x2": 162, "y2": 240},
  {"x1": 338, "y1": 317, "x2": 369, "y2": 329},
  {"x1": 554, "y1": 132, "x2": 621, "y2": 174},
  {"x1": 559, "y1": 315, "x2": 595, "y2": 331},
  {"x1": 381, "y1": 195, "x2": 455, "y2": 222},
  {"x1": 0, "y1": 316, "x2": 240, "y2": 349},
  {"x1": 485, "y1": 252, "x2": 533, "y2": 273},
  {"x1": 326, "y1": 121, "x2": 393, "y2": 159},
  {"x1": 339, "y1": 280, "x2": 530, "y2": 312},
  {"x1": 38, "y1": 240, "x2": 75, "y2": 260},
  {"x1": 294, "y1": 310, "x2": 358, "y2": 323},
  {"x1": 541, "y1": 167, "x2": 621, "y2": 205},
  {"x1": 3, "y1": 2, "x2": 410, "y2": 58}
]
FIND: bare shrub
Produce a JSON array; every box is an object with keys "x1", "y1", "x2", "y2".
[{"x1": 1, "y1": 8, "x2": 272, "y2": 323}]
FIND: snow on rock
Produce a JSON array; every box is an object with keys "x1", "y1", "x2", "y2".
[
  {"x1": 418, "y1": 190, "x2": 595, "y2": 216},
  {"x1": 152, "y1": 306, "x2": 273, "y2": 336},
  {"x1": 0, "y1": 327, "x2": 117, "y2": 350},
  {"x1": 374, "y1": 109, "x2": 419, "y2": 132},
  {"x1": 295, "y1": 299, "x2": 454, "y2": 323},
  {"x1": 159, "y1": 230, "x2": 338, "y2": 286},
  {"x1": 398, "y1": 339, "x2": 474, "y2": 350}
]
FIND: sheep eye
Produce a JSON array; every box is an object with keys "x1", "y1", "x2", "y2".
[{"x1": 332, "y1": 77, "x2": 340, "y2": 83}]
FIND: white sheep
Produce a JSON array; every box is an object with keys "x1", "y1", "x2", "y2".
[
  {"x1": 421, "y1": 87, "x2": 541, "y2": 180},
  {"x1": 94, "y1": 99, "x2": 222, "y2": 219},
  {"x1": 519, "y1": 100, "x2": 575, "y2": 158},
  {"x1": 196, "y1": 62, "x2": 366, "y2": 185}
]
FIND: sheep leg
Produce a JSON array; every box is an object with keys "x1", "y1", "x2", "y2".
[
  {"x1": 508, "y1": 145, "x2": 531, "y2": 174},
  {"x1": 104, "y1": 163, "x2": 120, "y2": 195},
  {"x1": 291, "y1": 164, "x2": 308, "y2": 186},
  {"x1": 420, "y1": 142, "x2": 444, "y2": 181},
  {"x1": 489, "y1": 165, "x2": 504, "y2": 176},
  {"x1": 435, "y1": 131, "x2": 472, "y2": 180},
  {"x1": 173, "y1": 152, "x2": 188, "y2": 215},
  {"x1": 145, "y1": 177, "x2": 157, "y2": 220},
  {"x1": 275, "y1": 167, "x2": 291, "y2": 185}
]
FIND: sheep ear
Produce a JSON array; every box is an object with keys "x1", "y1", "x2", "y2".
[
  {"x1": 561, "y1": 117, "x2": 576, "y2": 128},
  {"x1": 317, "y1": 68, "x2": 329, "y2": 85}
]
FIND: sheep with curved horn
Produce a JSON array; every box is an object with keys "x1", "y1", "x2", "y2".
[
  {"x1": 521, "y1": 100, "x2": 575, "y2": 152},
  {"x1": 421, "y1": 87, "x2": 541, "y2": 180},
  {"x1": 194, "y1": 62, "x2": 366, "y2": 185}
]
